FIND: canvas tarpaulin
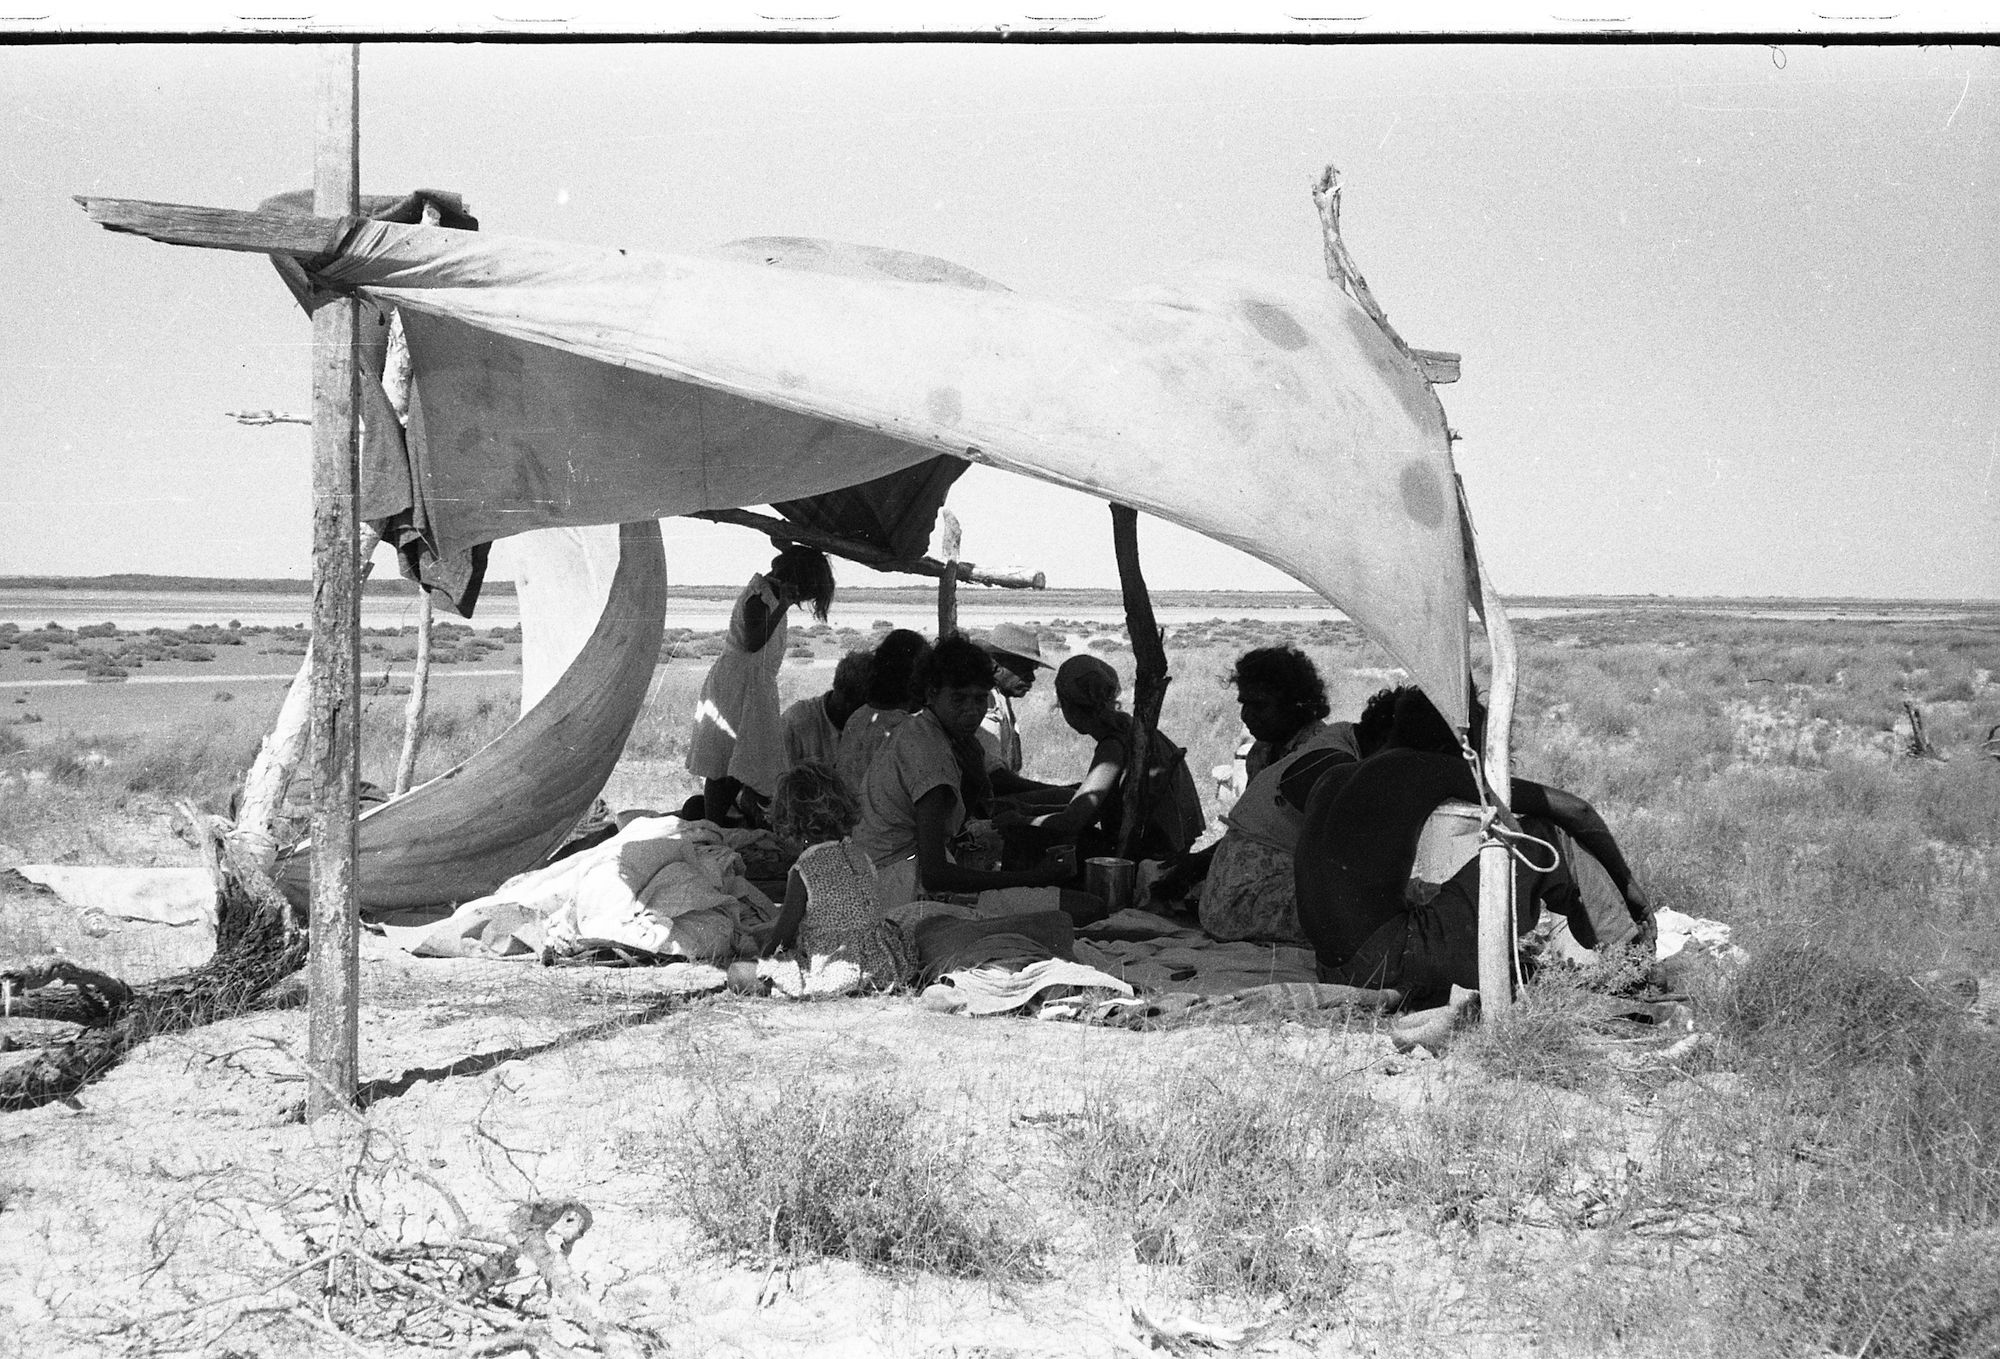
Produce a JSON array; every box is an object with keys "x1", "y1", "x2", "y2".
[{"x1": 314, "y1": 220, "x2": 1472, "y2": 724}]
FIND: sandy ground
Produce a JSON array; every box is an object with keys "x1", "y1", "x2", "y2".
[{"x1": 0, "y1": 868, "x2": 1735, "y2": 1359}]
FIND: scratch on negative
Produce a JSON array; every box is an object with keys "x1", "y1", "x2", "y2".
[{"x1": 1943, "y1": 69, "x2": 1974, "y2": 131}]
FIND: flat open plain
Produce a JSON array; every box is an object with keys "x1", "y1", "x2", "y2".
[{"x1": 2, "y1": 598, "x2": 1997, "y2": 1358}]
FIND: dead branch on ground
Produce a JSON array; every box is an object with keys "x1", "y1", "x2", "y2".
[
  {"x1": 0, "y1": 815, "x2": 306, "y2": 1112},
  {"x1": 99, "y1": 1092, "x2": 660, "y2": 1357}
]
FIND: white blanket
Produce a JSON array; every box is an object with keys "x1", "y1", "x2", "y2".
[{"x1": 377, "y1": 818, "x2": 775, "y2": 962}]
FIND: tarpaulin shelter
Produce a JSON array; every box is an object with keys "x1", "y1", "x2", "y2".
[
  {"x1": 299, "y1": 216, "x2": 1477, "y2": 722},
  {"x1": 78, "y1": 173, "x2": 1519, "y2": 994}
]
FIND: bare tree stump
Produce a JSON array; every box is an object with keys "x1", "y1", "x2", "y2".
[
  {"x1": 1904, "y1": 701, "x2": 1948, "y2": 762},
  {"x1": 0, "y1": 824, "x2": 306, "y2": 1112}
]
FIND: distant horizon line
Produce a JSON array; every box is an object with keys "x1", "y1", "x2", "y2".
[{"x1": 0, "y1": 573, "x2": 1994, "y2": 610}]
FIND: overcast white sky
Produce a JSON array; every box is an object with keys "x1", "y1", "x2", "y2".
[{"x1": 2, "y1": 41, "x2": 1994, "y2": 597}]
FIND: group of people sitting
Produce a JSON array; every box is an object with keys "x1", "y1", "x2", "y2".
[
  {"x1": 1141, "y1": 647, "x2": 1656, "y2": 1008},
  {"x1": 679, "y1": 544, "x2": 1653, "y2": 1007}
]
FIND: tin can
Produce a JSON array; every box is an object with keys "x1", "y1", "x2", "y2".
[{"x1": 1085, "y1": 856, "x2": 1137, "y2": 914}]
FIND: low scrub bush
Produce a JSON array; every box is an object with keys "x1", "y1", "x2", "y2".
[
  {"x1": 1718, "y1": 944, "x2": 1955, "y2": 1078},
  {"x1": 665, "y1": 1083, "x2": 1041, "y2": 1281},
  {"x1": 1729, "y1": 1201, "x2": 2000, "y2": 1359},
  {"x1": 122, "y1": 728, "x2": 258, "y2": 803},
  {"x1": 1055, "y1": 1067, "x2": 1361, "y2": 1312},
  {"x1": 1717, "y1": 945, "x2": 2000, "y2": 1227},
  {"x1": 1363, "y1": 1083, "x2": 1596, "y2": 1234}
]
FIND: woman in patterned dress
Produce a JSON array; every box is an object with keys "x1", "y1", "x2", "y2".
[{"x1": 1149, "y1": 646, "x2": 1364, "y2": 944}]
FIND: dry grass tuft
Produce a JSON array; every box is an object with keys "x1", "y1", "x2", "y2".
[
  {"x1": 1730, "y1": 1203, "x2": 2000, "y2": 1358},
  {"x1": 1717, "y1": 944, "x2": 1957, "y2": 1078},
  {"x1": 1460, "y1": 970, "x2": 1612, "y2": 1092},
  {"x1": 663, "y1": 1081, "x2": 1044, "y2": 1281},
  {"x1": 1055, "y1": 1065, "x2": 1362, "y2": 1312}
]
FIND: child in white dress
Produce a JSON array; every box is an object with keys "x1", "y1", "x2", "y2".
[
  {"x1": 760, "y1": 761, "x2": 915, "y2": 994},
  {"x1": 686, "y1": 545, "x2": 836, "y2": 826}
]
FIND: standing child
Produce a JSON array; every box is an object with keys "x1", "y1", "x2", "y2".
[
  {"x1": 686, "y1": 544, "x2": 836, "y2": 825},
  {"x1": 760, "y1": 760, "x2": 915, "y2": 994}
]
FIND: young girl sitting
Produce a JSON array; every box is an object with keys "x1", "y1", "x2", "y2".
[{"x1": 759, "y1": 760, "x2": 916, "y2": 995}]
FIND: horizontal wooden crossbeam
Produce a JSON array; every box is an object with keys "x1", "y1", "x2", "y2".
[
  {"x1": 692, "y1": 508, "x2": 1044, "y2": 590},
  {"x1": 75, "y1": 196, "x2": 354, "y2": 258}
]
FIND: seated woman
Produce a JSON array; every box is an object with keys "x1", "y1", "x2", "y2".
[
  {"x1": 834, "y1": 628, "x2": 930, "y2": 798},
  {"x1": 1148, "y1": 646, "x2": 1362, "y2": 944},
  {"x1": 1294, "y1": 688, "x2": 1655, "y2": 1008},
  {"x1": 849, "y1": 633, "x2": 1072, "y2": 908},
  {"x1": 994, "y1": 654, "x2": 1204, "y2": 869}
]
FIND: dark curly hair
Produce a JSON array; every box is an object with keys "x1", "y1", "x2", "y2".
[
  {"x1": 916, "y1": 631, "x2": 995, "y2": 697},
  {"x1": 1390, "y1": 686, "x2": 1489, "y2": 756},
  {"x1": 1227, "y1": 646, "x2": 1330, "y2": 723},
  {"x1": 866, "y1": 629, "x2": 930, "y2": 710},
  {"x1": 1356, "y1": 686, "x2": 1404, "y2": 758},
  {"x1": 769, "y1": 544, "x2": 836, "y2": 622}
]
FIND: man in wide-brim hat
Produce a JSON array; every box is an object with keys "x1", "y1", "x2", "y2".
[{"x1": 975, "y1": 621, "x2": 1050, "y2": 774}]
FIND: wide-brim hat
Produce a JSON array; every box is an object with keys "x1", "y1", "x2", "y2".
[{"x1": 979, "y1": 622, "x2": 1050, "y2": 668}]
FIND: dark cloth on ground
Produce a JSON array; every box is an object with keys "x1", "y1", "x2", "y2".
[{"x1": 912, "y1": 909, "x2": 1077, "y2": 986}]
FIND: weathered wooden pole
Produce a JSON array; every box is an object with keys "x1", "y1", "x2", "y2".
[
  {"x1": 1466, "y1": 513, "x2": 1519, "y2": 1020},
  {"x1": 232, "y1": 523, "x2": 380, "y2": 863},
  {"x1": 1110, "y1": 504, "x2": 1170, "y2": 861},
  {"x1": 393, "y1": 592, "x2": 432, "y2": 795},
  {"x1": 936, "y1": 509, "x2": 961, "y2": 637},
  {"x1": 382, "y1": 294, "x2": 433, "y2": 798},
  {"x1": 306, "y1": 41, "x2": 363, "y2": 1116}
]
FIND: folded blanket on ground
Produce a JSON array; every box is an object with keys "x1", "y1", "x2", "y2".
[
  {"x1": 375, "y1": 817, "x2": 775, "y2": 961},
  {"x1": 919, "y1": 959, "x2": 1133, "y2": 1016}
]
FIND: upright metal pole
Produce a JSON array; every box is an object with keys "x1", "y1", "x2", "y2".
[{"x1": 307, "y1": 42, "x2": 362, "y2": 1116}]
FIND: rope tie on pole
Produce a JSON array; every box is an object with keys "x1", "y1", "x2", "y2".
[{"x1": 1455, "y1": 729, "x2": 1557, "y2": 993}]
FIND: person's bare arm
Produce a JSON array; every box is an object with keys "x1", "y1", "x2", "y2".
[
  {"x1": 737, "y1": 591, "x2": 787, "y2": 653},
  {"x1": 1147, "y1": 842, "x2": 1218, "y2": 905},
  {"x1": 997, "y1": 784, "x2": 1077, "y2": 811},
  {"x1": 1006, "y1": 742, "x2": 1122, "y2": 840},
  {"x1": 1513, "y1": 779, "x2": 1652, "y2": 936},
  {"x1": 914, "y1": 786, "x2": 1067, "y2": 892},
  {"x1": 988, "y1": 767, "x2": 1061, "y2": 800},
  {"x1": 759, "y1": 868, "x2": 808, "y2": 956}
]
